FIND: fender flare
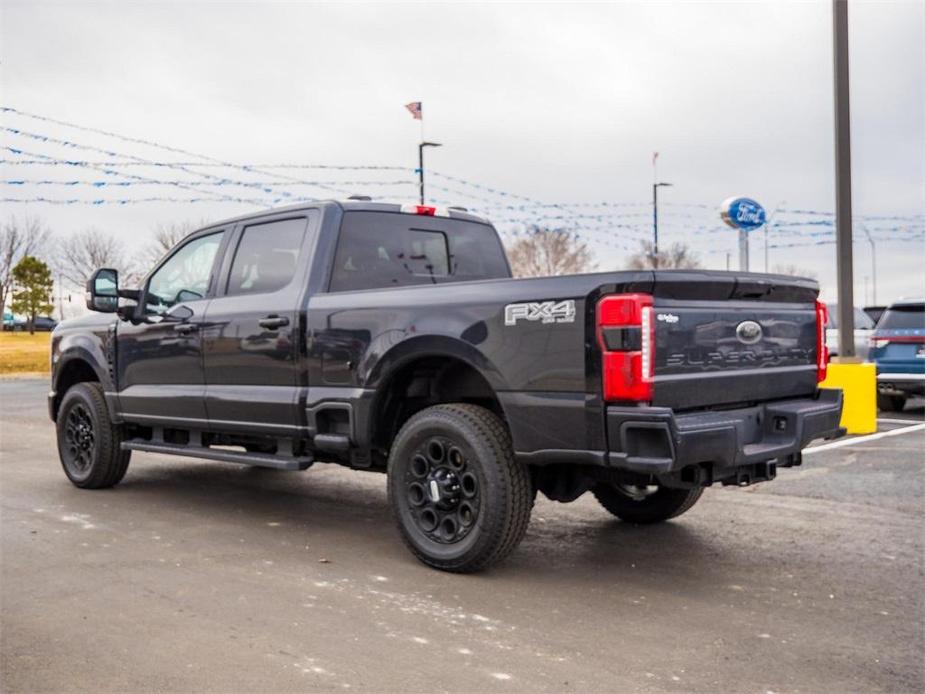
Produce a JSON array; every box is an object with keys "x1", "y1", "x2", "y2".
[
  {"x1": 357, "y1": 335, "x2": 509, "y2": 449},
  {"x1": 364, "y1": 334, "x2": 507, "y2": 393}
]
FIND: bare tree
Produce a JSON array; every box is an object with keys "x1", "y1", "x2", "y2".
[
  {"x1": 56, "y1": 228, "x2": 140, "y2": 290},
  {"x1": 772, "y1": 264, "x2": 817, "y2": 279},
  {"x1": 625, "y1": 240, "x2": 701, "y2": 270},
  {"x1": 0, "y1": 215, "x2": 52, "y2": 312},
  {"x1": 140, "y1": 219, "x2": 203, "y2": 269},
  {"x1": 505, "y1": 227, "x2": 595, "y2": 278}
]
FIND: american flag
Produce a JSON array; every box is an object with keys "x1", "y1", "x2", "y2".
[{"x1": 405, "y1": 101, "x2": 422, "y2": 120}]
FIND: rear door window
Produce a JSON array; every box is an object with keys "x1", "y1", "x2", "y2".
[
  {"x1": 330, "y1": 212, "x2": 509, "y2": 292},
  {"x1": 226, "y1": 218, "x2": 307, "y2": 296}
]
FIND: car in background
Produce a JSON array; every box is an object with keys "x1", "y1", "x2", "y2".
[
  {"x1": 826, "y1": 304, "x2": 875, "y2": 361},
  {"x1": 30, "y1": 316, "x2": 58, "y2": 332},
  {"x1": 2, "y1": 311, "x2": 26, "y2": 331},
  {"x1": 863, "y1": 305, "x2": 886, "y2": 325},
  {"x1": 869, "y1": 298, "x2": 925, "y2": 412}
]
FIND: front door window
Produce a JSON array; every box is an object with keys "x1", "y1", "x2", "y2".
[{"x1": 145, "y1": 232, "x2": 224, "y2": 314}]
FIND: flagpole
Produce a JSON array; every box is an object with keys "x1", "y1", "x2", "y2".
[
  {"x1": 407, "y1": 101, "x2": 440, "y2": 205},
  {"x1": 419, "y1": 115, "x2": 425, "y2": 203}
]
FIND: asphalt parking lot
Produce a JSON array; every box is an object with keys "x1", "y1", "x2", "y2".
[{"x1": 1, "y1": 378, "x2": 923, "y2": 693}]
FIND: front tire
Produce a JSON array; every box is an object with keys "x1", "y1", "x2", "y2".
[
  {"x1": 593, "y1": 483, "x2": 702, "y2": 524},
  {"x1": 56, "y1": 382, "x2": 131, "y2": 489},
  {"x1": 387, "y1": 404, "x2": 533, "y2": 573}
]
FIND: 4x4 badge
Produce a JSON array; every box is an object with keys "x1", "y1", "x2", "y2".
[{"x1": 504, "y1": 300, "x2": 576, "y2": 326}]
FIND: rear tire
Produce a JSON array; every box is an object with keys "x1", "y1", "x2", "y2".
[
  {"x1": 877, "y1": 393, "x2": 907, "y2": 412},
  {"x1": 387, "y1": 404, "x2": 533, "y2": 573},
  {"x1": 56, "y1": 382, "x2": 131, "y2": 489},
  {"x1": 592, "y1": 483, "x2": 702, "y2": 524}
]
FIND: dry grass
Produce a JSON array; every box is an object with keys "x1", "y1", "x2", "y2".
[{"x1": 0, "y1": 331, "x2": 51, "y2": 374}]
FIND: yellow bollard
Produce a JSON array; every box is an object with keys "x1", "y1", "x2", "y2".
[{"x1": 820, "y1": 361, "x2": 877, "y2": 434}]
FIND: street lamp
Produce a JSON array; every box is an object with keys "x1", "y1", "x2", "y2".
[
  {"x1": 862, "y1": 224, "x2": 877, "y2": 306},
  {"x1": 418, "y1": 141, "x2": 442, "y2": 205},
  {"x1": 652, "y1": 182, "x2": 673, "y2": 268}
]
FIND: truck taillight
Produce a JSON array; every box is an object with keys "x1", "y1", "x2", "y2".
[
  {"x1": 816, "y1": 299, "x2": 828, "y2": 383},
  {"x1": 597, "y1": 293, "x2": 655, "y2": 402}
]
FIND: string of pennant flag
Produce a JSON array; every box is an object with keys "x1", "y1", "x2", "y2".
[{"x1": 2, "y1": 106, "x2": 923, "y2": 253}]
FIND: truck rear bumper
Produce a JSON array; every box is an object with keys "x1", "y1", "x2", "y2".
[{"x1": 605, "y1": 389, "x2": 844, "y2": 480}]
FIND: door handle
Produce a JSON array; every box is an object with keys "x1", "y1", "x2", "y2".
[
  {"x1": 174, "y1": 323, "x2": 198, "y2": 335},
  {"x1": 258, "y1": 315, "x2": 290, "y2": 330}
]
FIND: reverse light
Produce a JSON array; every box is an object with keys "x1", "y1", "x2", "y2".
[
  {"x1": 597, "y1": 293, "x2": 655, "y2": 402},
  {"x1": 400, "y1": 203, "x2": 450, "y2": 217},
  {"x1": 816, "y1": 299, "x2": 828, "y2": 383}
]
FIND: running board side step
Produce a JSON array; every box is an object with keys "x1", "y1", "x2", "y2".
[{"x1": 121, "y1": 440, "x2": 314, "y2": 471}]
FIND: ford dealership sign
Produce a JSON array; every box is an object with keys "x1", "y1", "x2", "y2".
[{"x1": 720, "y1": 197, "x2": 766, "y2": 232}]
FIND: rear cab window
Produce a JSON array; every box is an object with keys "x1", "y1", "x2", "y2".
[{"x1": 329, "y1": 211, "x2": 510, "y2": 292}]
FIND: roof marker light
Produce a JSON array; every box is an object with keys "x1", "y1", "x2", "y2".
[{"x1": 400, "y1": 203, "x2": 450, "y2": 217}]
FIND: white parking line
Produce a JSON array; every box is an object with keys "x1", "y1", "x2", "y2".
[
  {"x1": 804, "y1": 422, "x2": 925, "y2": 455},
  {"x1": 876, "y1": 418, "x2": 924, "y2": 425}
]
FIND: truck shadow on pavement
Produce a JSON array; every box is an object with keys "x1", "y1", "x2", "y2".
[{"x1": 98, "y1": 457, "x2": 726, "y2": 586}]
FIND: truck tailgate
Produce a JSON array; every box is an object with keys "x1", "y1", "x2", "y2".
[{"x1": 648, "y1": 272, "x2": 820, "y2": 411}]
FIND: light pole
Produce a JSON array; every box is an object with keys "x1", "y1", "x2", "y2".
[
  {"x1": 862, "y1": 224, "x2": 877, "y2": 306},
  {"x1": 833, "y1": 0, "x2": 856, "y2": 359},
  {"x1": 763, "y1": 200, "x2": 786, "y2": 272},
  {"x1": 652, "y1": 182, "x2": 672, "y2": 268},
  {"x1": 418, "y1": 141, "x2": 441, "y2": 205}
]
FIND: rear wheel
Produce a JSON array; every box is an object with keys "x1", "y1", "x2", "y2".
[
  {"x1": 56, "y1": 382, "x2": 131, "y2": 489},
  {"x1": 387, "y1": 404, "x2": 533, "y2": 573},
  {"x1": 877, "y1": 393, "x2": 907, "y2": 412},
  {"x1": 592, "y1": 483, "x2": 702, "y2": 524}
]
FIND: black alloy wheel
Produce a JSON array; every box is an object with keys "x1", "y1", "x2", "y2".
[{"x1": 388, "y1": 404, "x2": 533, "y2": 572}]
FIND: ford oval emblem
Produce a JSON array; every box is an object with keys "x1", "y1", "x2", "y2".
[
  {"x1": 720, "y1": 197, "x2": 766, "y2": 232},
  {"x1": 736, "y1": 320, "x2": 763, "y2": 344}
]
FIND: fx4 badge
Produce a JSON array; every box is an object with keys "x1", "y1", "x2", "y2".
[{"x1": 504, "y1": 300, "x2": 576, "y2": 326}]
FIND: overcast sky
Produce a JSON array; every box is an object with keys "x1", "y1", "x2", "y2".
[{"x1": 2, "y1": 0, "x2": 923, "y2": 305}]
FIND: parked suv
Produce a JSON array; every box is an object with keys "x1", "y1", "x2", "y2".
[
  {"x1": 870, "y1": 298, "x2": 925, "y2": 411},
  {"x1": 48, "y1": 201, "x2": 843, "y2": 572}
]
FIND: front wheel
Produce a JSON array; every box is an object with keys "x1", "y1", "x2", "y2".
[
  {"x1": 592, "y1": 483, "x2": 702, "y2": 524},
  {"x1": 56, "y1": 382, "x2": 131, "y2": 489},
  {"x1": 387, "y1": 404, "x2": 533, "y2": 573}
]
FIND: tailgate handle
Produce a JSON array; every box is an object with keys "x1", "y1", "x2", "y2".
[{"x1": 259, "y1": 315, "x2": 289, "y2": 330}]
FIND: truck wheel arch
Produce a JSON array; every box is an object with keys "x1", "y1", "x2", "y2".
[
  {"x1": 51, "y1": 355, "x2": 106, "y2": 421},
  {"x1": 368, "y1": 344, "x2": 509, "y2": 453}
]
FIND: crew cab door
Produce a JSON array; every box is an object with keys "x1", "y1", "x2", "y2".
[
  {"x1": 116, "y1": 228, "x2": 228, "y2": 425},
  {"x1": 200, "y1": 212, "x2": 317, "y2": 435}
]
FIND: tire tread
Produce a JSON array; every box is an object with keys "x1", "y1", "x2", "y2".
[
  {"x1": 389, "y1": 403, "x2": 533, "y2": 572},
  {"x1": 57, "y1": 382, "x2": 130, "y2": 489}
]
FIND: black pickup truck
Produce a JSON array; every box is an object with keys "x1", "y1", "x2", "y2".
[{"x1": 49, "y1": 200, "x2": 843, "y2": 572}]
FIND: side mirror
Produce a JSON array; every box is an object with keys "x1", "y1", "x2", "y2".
[{"x1": 85, "y1": 268, "x2": 119, "y2": 313}]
